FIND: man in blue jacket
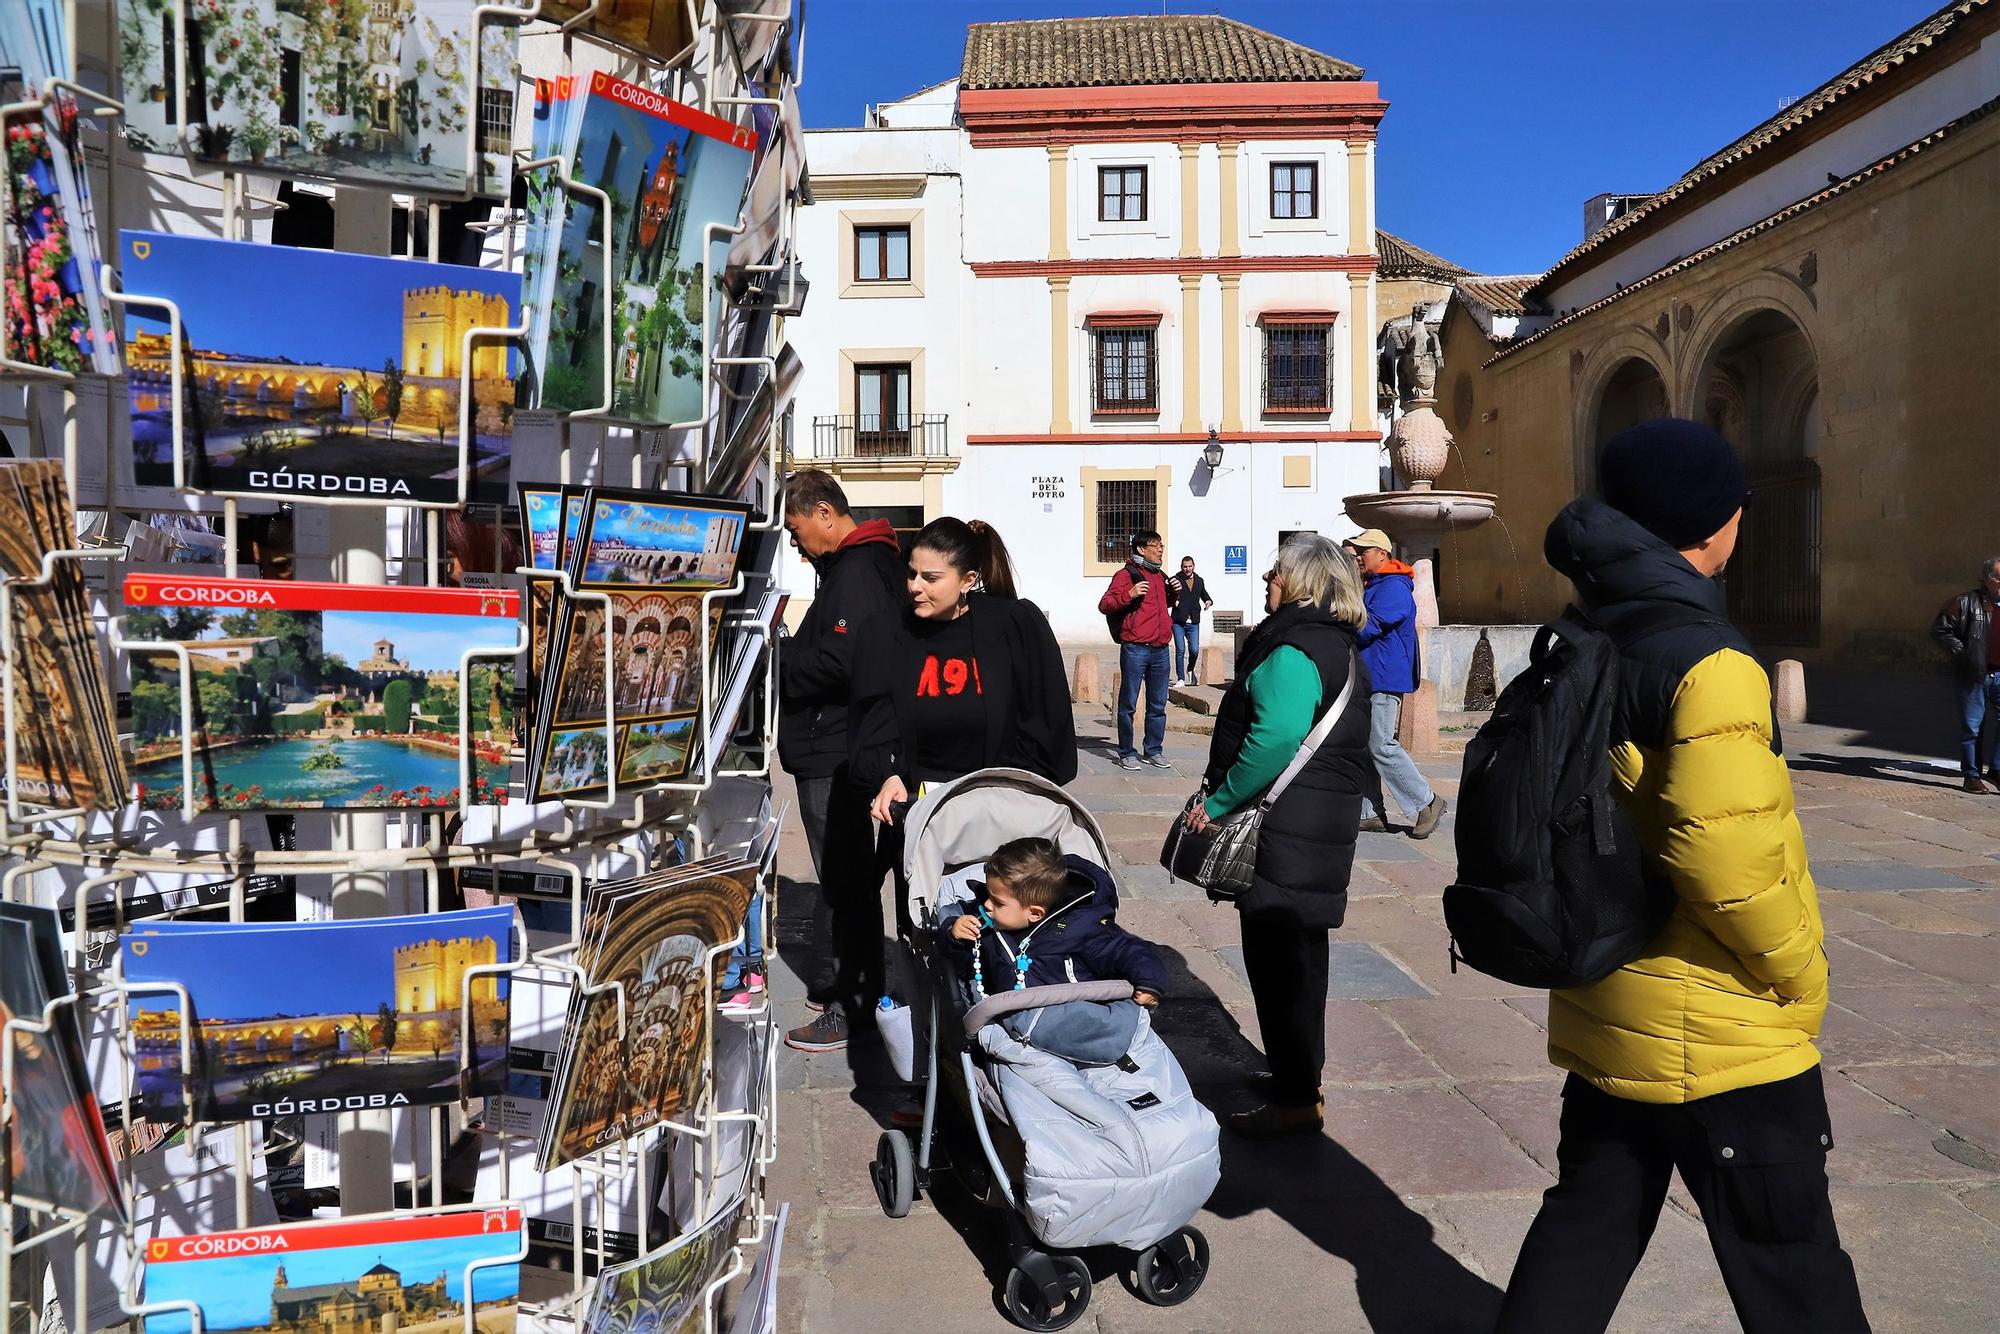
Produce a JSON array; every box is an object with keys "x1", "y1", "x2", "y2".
[{"x1": 1347, "y1": 529, "x2": 1447, "y2": 839}]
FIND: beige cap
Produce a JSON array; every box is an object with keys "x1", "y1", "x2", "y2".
[{"x1": 1345, "y1": 528, "x2": 1393, "y2": 552}]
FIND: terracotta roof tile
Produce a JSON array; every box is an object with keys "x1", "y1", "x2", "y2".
[
  {"x1": 1455, "y1": 275, "x2": 1541, "y2": 319},
  {"x1": 960, "y1": 16, "x2": 1361, "y2": 91},
  {"x1": 1375, "y1": 229, "x2": 1471, "y2": 282},
  {"x1": 1492, "y1": 94, "x2": 2000, "y2": 364},
  {"x1": 1531, "y1": 0, "x2": 1992, "y2": 295}
]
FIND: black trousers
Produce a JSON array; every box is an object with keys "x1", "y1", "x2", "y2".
[
  {"x1": 1237, "y1": 910, "x2": 1329, "y2": 1108},
  {"x1": 1497, "y1": 1067, "x2": 1870, "y2": 1334},
  {"x1": 798, "y1": 770, "x2": 887, "y2": 1018}
]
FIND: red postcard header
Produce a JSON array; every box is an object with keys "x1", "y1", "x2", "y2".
[
  {"x1": 587, "y1": 71, "x2": 758, "y2": 151},
  {"x1": 147, "y1": 1208, "x2": 522, "y2": 1264},
  {"x1": 122, "y1": 576, "x2": 521, "y2": 619}
]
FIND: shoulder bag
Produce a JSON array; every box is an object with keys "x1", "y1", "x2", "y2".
[{"x1": 1158, "y1": 647, "x2": 1359, "y2": 901}]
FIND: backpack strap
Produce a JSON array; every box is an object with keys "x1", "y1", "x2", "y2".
[{"x1": 1260, "y1": 647, "x2": 1359, "y2": 810}]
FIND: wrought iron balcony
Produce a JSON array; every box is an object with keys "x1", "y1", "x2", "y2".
[{"x1": 811, "y1": 414, "x2": 950, "y2": 460}]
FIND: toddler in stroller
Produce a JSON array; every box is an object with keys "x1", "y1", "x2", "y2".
[{"x1": 868, "y1": 769, "x2": 1220, "y2": 1331}]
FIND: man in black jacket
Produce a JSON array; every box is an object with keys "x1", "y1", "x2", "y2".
[
  {"x1": 778, "y1": 470, "x2": 906, "y2": 1052},
  {"x1": 1931, "y1": 558, "x2": 2000, "y2": 793},
  {"x1": 1168, "y1": 555, "x2": 1212, "y2": 686}
]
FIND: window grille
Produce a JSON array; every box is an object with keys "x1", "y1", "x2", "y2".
[
  {"x1": 1262, "y1": 323, "x2": 1333, "y2": 412},
  {"x1": 1095, "y1": 480, "x2": 1156, "y2": 565},
  {"x1": 478, "y1": 87, "x2": 514, "y2": 154},
  {"x1": 1091, "y1": 328, "x2": 1158, "y2": 412},
  {"x1": 1725, "y1": 459, "x2": 1821, "y2": 645}
]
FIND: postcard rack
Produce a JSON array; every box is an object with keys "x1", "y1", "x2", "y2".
[{"x1": 2, "y1": 1, "x2": 805, "y2": 1331}]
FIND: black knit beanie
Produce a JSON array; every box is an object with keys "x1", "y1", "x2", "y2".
[{"x1": 1596, "y1": 418, "x2": 1749, "y2": 549}]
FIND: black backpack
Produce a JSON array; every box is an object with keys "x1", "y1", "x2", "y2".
[{"x1": 1442, "y1": 604, "x2": 1710, "y2": 989}]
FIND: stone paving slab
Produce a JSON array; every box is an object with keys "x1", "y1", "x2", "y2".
[
  {"x1": 1216, "y1": 941, "x2": 1432, "y2": 1000},
  {"x1": 768, "y1": 707, "x2": 2000, "y2": 1331}
]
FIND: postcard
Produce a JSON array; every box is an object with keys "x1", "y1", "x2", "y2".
[
  {"x1": 620, "y1": 718, "x2": 698, "y2": 786},
  {"x1": 120, "y1": 232, "x2": 523, "y2": 505},
  {"x1": 118, "y1": 2, "x2": 514, "y2": 198},
  {"x1": 581, "y1": 1190, "x2": 743, "y2": 1334},
  {"x1": 0, "y1": 905, "x2": 123, "y2": 1219},
  {"x1": 1, "y1": 2, "x2": 120, "y2": 375},
  {"x1": 540, "y1": 861, "x2": 755, "y2": 1167},
  {"x1": 143, "y1": 1208, "x2": 523, "y2": 1334},
  {"x1": 542, "y1": 1, "x2": 692, "y2": 61},
  {"x1": 0, "y1": 461, "x2": 127, "y2": 810},
  {"x1": 729, "y1": 1202, "x2": 788, "y2": 1334},
  {"x1": 121, "y1": 576, "x2": 518, "y2": 811},
  {"x1": 574, "y1": 494, "x2": 749, "y2": 590},
  {"x1": 122, "y1": 906, "x2": 514, "y2": 1123},
  {"x1": 523, "y1": 75, "x2": 755, "y2": 423}
]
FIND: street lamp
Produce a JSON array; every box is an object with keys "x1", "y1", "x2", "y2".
[{"x1": 1200, "y1": 428, "x2": 1225, "y2": 471}]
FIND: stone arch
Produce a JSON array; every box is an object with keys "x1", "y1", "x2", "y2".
[
  {"x1": 1686, "y1": 295, "x2": 1822, "y2": 645},
  {"x1": 1572, "y1": 332, "x2": 1673, "y2": 489},
  {"x1": 1677, "y1": 274, "x2": 1820, "y2": 416}
]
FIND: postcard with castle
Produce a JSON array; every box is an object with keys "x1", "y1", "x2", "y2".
[
  {"x1": 520, "y1": 73, "x2": 755, "y2": 422},
  {"x1": 120, "y1": 231, "x2": 523, "y2": 506},
  {"x1": 121, "y1": 576, "x2": 519, "y2": 812},
  {"x1": 119, "y1": 1, "x2": 514, "y2": 198},
  {"x1": 0, "y1": 903, "x2": 124, "y2": 1220},
  {"x1": 538, "y1": 859, "x2": 755, "y2": 1168},
  {"x1": 142, "y1": 1208, "x2": 524, "y2": 1334},
  {"x1": 121, "y1": 905, "x2": 517, "y2": 1124}
]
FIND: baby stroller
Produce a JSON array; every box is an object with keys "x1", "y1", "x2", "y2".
[{"x1": 868, "y1": 769, "x2": 1220, "y2": 1330}]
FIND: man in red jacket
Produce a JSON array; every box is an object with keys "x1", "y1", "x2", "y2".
[{"x1": 1098, "y1": 530, "x2": 1174, "y2": 771}]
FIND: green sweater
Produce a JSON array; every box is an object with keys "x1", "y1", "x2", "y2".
[{"x1": 1204, "y1": 646, "x2": 1320, "y2": 819}]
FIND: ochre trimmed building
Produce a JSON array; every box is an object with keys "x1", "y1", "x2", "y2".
[{"x1": 1437, "y1": 0, "x2": 2000, "y2": 666}]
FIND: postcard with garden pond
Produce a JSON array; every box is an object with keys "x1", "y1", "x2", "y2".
[
  {"x1": 121, "y1": 905, "x2": 517, "y2": 1124},
  {"x1": 119, "y1": 0, "x2": 515, "y2": 198},
  {"x1": 120, "y1": 231, "x2": 523, "y2": 506},
  {"x1": 121, "y1": 575, "x2": 518, "y2": 812}
]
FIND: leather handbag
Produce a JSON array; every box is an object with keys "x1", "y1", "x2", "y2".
[{"x1": 1159, "y1": 648, "x2": 1360, "y2": 900}]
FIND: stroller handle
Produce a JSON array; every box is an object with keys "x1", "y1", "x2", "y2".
[{"x1": 962, "y1": 980, "x2": 1136, "y2": 1037}]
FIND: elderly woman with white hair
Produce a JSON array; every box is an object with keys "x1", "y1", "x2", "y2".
[{"x1": 1184, "y1": 533, "x2": 1374, "y2": 1139}]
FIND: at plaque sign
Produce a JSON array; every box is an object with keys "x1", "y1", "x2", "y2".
[{"x1": 1224, "y1": 545, "x2": 1248, "y2": 573}]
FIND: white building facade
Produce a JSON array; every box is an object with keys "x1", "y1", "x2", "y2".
[{"x1": 788, "y1": 17, "x2": 1389, "y2": 639}]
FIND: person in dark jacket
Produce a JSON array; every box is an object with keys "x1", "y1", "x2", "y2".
[
  {"x1": 939, "y1": 839, "x2": 1167, "y2": 1001},
  {"x1": 1168, "y1": 555, "x2": 1213, "y2": 686},
  {"x1": 778, "y1": 470, "x2": 906, "y2": 1054},
  {"x1": 1347, "y1": 527, "x2": 1446, "y2": 838},
  {"x1": 1184, "y1": 534, "x2": 1371, "y2": 1139},
  {"x1": 851, "y1": 517, "x2": 1077, "y2": 831},
  {"x1": 1930, "y1": 558, "x2": 2000, "y2": 792},
  {"x1": 1497, "y1": 418, "x2": 1866, "y2": 1334},
  {"x1": 1098, "y1": 530, "x2": 1175, "y2": 771}
]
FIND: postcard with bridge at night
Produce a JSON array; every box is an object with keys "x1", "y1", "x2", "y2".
[{"x1": 119, "y1": 231, "x2": 523, "y2": 506}]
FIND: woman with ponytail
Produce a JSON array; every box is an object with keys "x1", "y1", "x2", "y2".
[{"x1": 848, "y1": 516, "x2": 1075, "y2": 829}]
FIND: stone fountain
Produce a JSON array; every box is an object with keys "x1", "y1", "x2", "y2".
[{"x1": 1344, "y1": 308, "x2": 1499, "y2": 753}]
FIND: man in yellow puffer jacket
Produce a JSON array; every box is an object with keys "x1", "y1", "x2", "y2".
[{"x1": 1496, "y1": 420, "x2": 1868, "y2": 1334}]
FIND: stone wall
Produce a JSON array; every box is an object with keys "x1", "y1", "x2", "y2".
[{"x1": 1436, "y1": 107, "x2": 2000, "y2": 667}]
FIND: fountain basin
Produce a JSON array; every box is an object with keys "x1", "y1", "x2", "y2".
[{"x1": 1343, "y1": 489, "x2": 1498, "y2": 549}]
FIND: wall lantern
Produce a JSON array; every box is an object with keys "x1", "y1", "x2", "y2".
[{"x1": 1200, "y1": 428, "x2": 1225, "y2": 471}]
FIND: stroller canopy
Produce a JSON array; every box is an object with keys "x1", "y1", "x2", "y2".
[{"x1": 900, "y1": 769, "x2": 1114, "y2": 928}]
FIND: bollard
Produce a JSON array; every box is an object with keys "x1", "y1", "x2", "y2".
[
  {"x1": 1399, "y1": 680, "x2": 1442, "y2": 757},
  {"x1": 1774, "y1": 659, "x2": 1807, "y2": 724},
  {"x1": 1070, "y1": 652, "x2": 1101, "y2": 705},
  {"x1": 1198, "y1": 644, "x2": 1226, "y2": 686}
]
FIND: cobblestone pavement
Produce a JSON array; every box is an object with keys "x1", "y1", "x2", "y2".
[{"x1": 766, "y1": 705, "x2": 2000, "y2": 1332}]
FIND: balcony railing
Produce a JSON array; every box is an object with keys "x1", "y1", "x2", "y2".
[{"x1": 811, "y1": 414, "x2": 950, "y2": 460}]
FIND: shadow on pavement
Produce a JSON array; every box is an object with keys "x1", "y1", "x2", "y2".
[
  {"x1": 1789, "y1": 752, "x2": 1963, "y2": 790},
  {"x1": 1150, "y1": 945, "x2": 1505, "y2": 1332}
]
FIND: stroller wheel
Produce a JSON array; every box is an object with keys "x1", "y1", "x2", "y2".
[
  {"x1": 871, "y1": 1130, "x2": 915, "y2": 1218},
  {"x1": 1002, "y1": 1253, "x2": 1091, "y2": 1332},
  {"x1": 1133, "y1": 1226, "x2": 1210, "y2": 1306}
]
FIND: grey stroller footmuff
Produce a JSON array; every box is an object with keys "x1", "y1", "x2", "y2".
[{"x1": 969, "y1": 990, "x2": 1221, "y2": 1252}]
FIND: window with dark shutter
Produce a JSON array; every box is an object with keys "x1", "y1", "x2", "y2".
[{"x1": 1270, "y1": 162, "x2": 1318, "y2": 220}]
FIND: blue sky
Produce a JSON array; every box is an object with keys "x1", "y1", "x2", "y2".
[
  {"x1": 145, "y1": 1232, "x2": 519, "y2": 1334},
  {"x1": 121, "y1": 232, "x2": 521, "y2": 369},
  {"x1": 321, "y1": 611, "x2": 520, "y2": 673},
  {"x1": 799, "y1": 0, "x2": 1948, "y2": 275},
  {"x1": 124, "y1": 908, "x2": 512, "y2": 1020}
]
